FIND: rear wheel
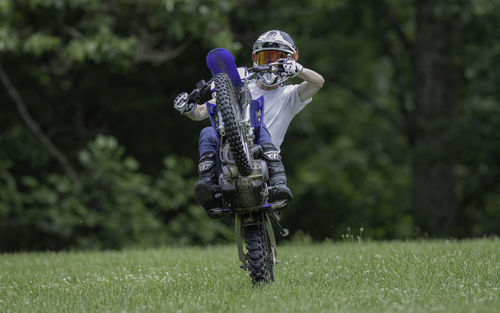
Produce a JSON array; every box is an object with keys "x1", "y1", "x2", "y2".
[
  {"x1": 214, "y1": 72, "x2": 253, "y2": 176},
  {"x1": 244, "y1": 214, "x2": 275, "y2": 284}
]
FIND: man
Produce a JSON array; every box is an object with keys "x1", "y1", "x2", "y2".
[
  {"x1": 174, "y1": 30, "x2": 324, "y2": 216},
  {"x1": 249, "y1": 30, "x2": 324, "y2": 151}
]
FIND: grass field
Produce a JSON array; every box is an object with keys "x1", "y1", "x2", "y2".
[{"x1": 1, "y1": 239, "x2": 499, "y2": 313}]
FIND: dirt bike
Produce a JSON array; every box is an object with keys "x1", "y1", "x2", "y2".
[{"x1": 185, "y1": 48, "x2": 291, "y2": 284}]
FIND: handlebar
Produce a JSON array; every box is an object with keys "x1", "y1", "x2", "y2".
[
  {"x1": 248, "y1": 61, "x2": 283, "y2": 74},
  {"x1": 184, "y1": 58, "x2": 290, "y2": 103},
  {"x1": 187, "y1": 79, "x2": 213, "y2": 104}
]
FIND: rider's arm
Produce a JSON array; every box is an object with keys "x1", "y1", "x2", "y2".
[
  {"x1": 297, "y1": 68, "x2": 325, "y2": 102},
  {"x1": 186, "y1": 103, "x2": 210, "y2": 121},
  {"x1": 174, "y1": 82, "x2": 212, "y2": 120}
]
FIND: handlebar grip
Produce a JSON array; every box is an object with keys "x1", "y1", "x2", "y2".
[{"x1": 251, "y1": 61, "x2": 287, "y2": 73}]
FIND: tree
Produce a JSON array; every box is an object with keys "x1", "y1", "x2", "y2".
[
  {"x1": 0, "y1": 0, "x2": 238, "y2": 250},
  {"x1": 0, "y1": 0, "x2": 238, "y2": 179},
  {"x1": 411, "y1": 0, "x2": 462, "y2": 235},
  {"x1": 1, "y1": 0, "x2": 499, "y2": 250},
  {"x1": 234, "y1": 0, "x2": 500, "y2": 237}
]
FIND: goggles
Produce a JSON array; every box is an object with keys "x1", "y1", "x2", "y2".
[{"x1": 253, "y1": 50, "x2": 289, "y2": 65}]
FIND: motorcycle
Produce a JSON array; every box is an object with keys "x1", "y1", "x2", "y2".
[{"x1": 183, "y1": 48, "x2": 291, "y2": 284}]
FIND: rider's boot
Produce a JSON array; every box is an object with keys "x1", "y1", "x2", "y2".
[
  {"x1": 261, "y1": 142, "x2": 293, "y2": 202},
  {"x1": 194, "y1": 152, "x2": 221, "y2": 218}
]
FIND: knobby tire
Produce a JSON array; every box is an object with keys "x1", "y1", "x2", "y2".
[
  {"x1": 214, "y1": 73, "x2": 253, "y2": 176},
  {"x1": 244, "y1": 215, "x2": 275, "y2": 284}
]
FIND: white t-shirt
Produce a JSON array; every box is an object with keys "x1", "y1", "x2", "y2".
[{"x1": 248, "y1": 80, "x2": 312, "y2": 151}]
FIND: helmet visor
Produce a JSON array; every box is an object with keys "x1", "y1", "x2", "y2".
[{"x1": 254, "y1": 50, "x2": 289, "y2": 65}]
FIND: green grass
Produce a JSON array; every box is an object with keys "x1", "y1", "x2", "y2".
[{"x1": 1, "y1": 239, "x2": 499, "y2": 313}]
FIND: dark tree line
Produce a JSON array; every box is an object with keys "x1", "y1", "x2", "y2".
[{"x1": 1, "y1": 0, "x2": 499, "y2": 251}]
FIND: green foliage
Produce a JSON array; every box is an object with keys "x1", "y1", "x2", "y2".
[
  {"x1": 0, "y1": 135, "x2": 232, "y2": 251},
  {"x1": 284, "y1": 87, "x2": 412, "y2": 240},
  {"x1": 0, "y1": 0, "x2": 239, "y2": 250},
  {"x1": 0, "y1": 0, "x2": 239, "y2": 61},
  {"x1": 1, "y1": 0, "x2": 500, "y2": 250}
]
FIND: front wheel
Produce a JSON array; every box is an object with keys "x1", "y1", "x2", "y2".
[
  {"x1": 214, "y1": 72, "x2": 253, "y2": 176},
  {"x1": 244, "y1": 215, "x2": 275, "y2": 284}
]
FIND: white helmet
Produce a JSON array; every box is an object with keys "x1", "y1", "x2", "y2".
[{"x1": 252, "y1": 30, "x2": 299, "y2": 86}]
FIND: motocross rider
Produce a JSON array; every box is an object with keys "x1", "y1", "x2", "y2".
[{"x1": 174, "y1": 30, "x2": 324, "y2": 217}]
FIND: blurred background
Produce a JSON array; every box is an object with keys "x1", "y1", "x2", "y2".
[{"x1": 1, "y1": 0, "x2": 499, "y2": 251}]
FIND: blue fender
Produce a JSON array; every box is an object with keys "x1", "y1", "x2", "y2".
[
  {"x1": 206, "y1": 48, "x2": 265, "y2": 143},
  {"x1": 206, "y1": 48, "x2": 242, "y2": 90}
]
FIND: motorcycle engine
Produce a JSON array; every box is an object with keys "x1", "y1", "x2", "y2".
[{"x1": 220, "y1": 159, "x2": 268, "y2": 211}]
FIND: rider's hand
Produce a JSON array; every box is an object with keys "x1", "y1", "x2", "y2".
[
  {"x1": 174, "y1": 92, "x2": 196, "y2": 115},
  {"x1": 281, "y1": 59, "x2": 303, "y2": 78}
]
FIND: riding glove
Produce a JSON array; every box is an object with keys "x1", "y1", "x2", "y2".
[
  {"x1": 173, "y1": 92, "x2": 196, "y2": 115},
  {"x1": 282, "y1": 59, "x2": 303, "y2": 78}
]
